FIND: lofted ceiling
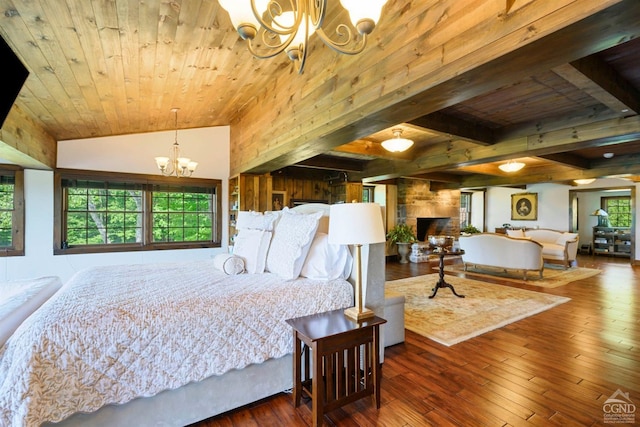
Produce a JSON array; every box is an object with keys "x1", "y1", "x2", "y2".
[{"x1": 1, "y1": 0, "x2": 639, "y2": 188}]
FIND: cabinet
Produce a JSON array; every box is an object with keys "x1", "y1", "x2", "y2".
[
  {"x1": 228, "y1": 176, "x2": 240, "y2": 246},
  {"x1": 228, "y1": 173, "x2": 271, "y2": 246},
  {"x1": 592, "y1": 226, "x2": 631, "y2": 257}
]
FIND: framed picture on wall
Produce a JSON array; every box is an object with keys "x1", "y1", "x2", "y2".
[
  {"x1": 271, "y1": 191, "x2": 287, "y2": 211},
  {"x1": 511, "y1": 193, "x2": 537, "y2": 220}
]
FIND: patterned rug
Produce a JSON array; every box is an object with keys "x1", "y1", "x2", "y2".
[
  {"x1": 443, "y1": 264, "x2": 601, "y2": 288},
  {"x1": 385, "y1": 274, "x2": 570, "y2": 346}
]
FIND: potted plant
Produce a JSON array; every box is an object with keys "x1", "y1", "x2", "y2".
[
  {"x1": 461, "y1": 224, "x2": 481, "y2": 235},
  {"x1": 386, "y1": 223, "x2": 417, "y2": 264}
]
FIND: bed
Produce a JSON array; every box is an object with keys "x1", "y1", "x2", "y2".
[{"x1": 0, "y1": 204, "x2": 387, "y2": 427}]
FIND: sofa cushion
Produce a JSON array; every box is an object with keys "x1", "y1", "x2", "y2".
[
  {"x1": 506, "y1": 229, "x2": 525, "y2": 238},
  {"x1": 555, "y1": 233, "x2": 578, "y2": 246},
  {"x1": 541, "y1": 243, "x2": 566, "y2": 258}
]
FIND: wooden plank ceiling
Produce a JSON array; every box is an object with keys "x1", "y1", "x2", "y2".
[{"x1": 1, "y1": 0, "x2": 639, "y2": 188}]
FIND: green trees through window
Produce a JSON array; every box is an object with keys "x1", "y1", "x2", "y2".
[
  {"x1": 57, "y1": 170, "x2": 221, "y2": 254},
  {"x1": 602, "y1": 196, "x2": 632, "y2": 228}
]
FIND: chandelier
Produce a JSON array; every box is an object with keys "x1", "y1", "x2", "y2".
[
  {"x1": 154, "y1": 108, "x2": 198, "y2": 178},
  {"x1": 218, "y1": 0, "x2": 388, "y2": 74},
  {"x1": 381, "y1": 128, "x2": 414, "y2": 152},
  {"x1": 498, "y1": 160, "x2": 525, "y2": 173}
]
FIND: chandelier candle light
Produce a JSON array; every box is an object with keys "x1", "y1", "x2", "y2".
[
  {"x1": 218, "y1": 0, "x2": 387, "y2": 74},
  {"x1": 154, "y1": 108, "x2": 198, "y2": 178}
]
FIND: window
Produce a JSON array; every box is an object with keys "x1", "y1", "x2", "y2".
[
  {"x1": 362, "y1": 186, "x2": 375, "y2": 203},
  {"x1": 460, "y1": 192, "x2": 472, "y2": 229},
  {"x1": 0, "y1": 167, "x2": 24, "y2": 256},
  {"x1": 602, "y1": 196, "x2": 632, "y2": 228},
  {"x1": 55, "y1": 170, "x2": 221, "y2": 254}
]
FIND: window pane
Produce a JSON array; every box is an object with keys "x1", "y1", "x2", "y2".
[
  {"x1": 64, "y1": 184, "x2": 143, "y2": 247},
  {"x1": 0, "y1": 182, "x2": 15, "y2": 247},
  {"x1": 151, "y1": 189, "x2": 214, "y2": 243}
]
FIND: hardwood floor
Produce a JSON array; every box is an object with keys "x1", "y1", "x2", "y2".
[{"x1": 195, "y1": 255, "x2": 638, "y2": 426}]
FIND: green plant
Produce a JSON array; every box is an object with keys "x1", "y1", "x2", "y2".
[
  {"x1": 461, "y1": 224, "x2": 481, "y2": 234},
  {"x1": 386, "y1": 223, "x2": 417, "y2": 244}
]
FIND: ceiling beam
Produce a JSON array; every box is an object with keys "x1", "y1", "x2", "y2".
[
  {"x1": 331, "y1": 139, "x2": 414, "y2": 161},
  {"x1": 295, "y1": 155, "x2": 366, "y2": 172},
  {"x1": 235, "y1": 0, "x2": 640, "y2": 175},
  {"x1": 536, "y1": 153, "x2": 591, "y2": 169},
  {"x1": 408, "y1": 112, "x2": 496, "y2": 145},
  {"x1": 362, "y1": 115, "x2": 640, "y2": 181},
  {"x1": 553, "y1": 55, "x2": 640, "y2": 115}
]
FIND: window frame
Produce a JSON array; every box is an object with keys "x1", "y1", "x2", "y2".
[
  {"x1": 0, "y1": 166, "x2": 24, "y2": 257},
  {"x1": 54, "y1": 169, "x2": 222, "y2": 255},
  {"x1": 460, "y1": 191, "x2": 472, "y2": 229},
  {"x1": 602, "y1": 196, "x2": 632, "y2": 228}
]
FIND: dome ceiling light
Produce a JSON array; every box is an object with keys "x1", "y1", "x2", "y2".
[
  {"x1": 498, "y1": 160, "x2": 525, "y2": 173},
  {"x1": 381, "y1": 128, "x2": 414, "y2": 153}
]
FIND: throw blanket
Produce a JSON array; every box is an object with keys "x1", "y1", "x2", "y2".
[{"x1": 0, "y1": 260, "x2": 353, "y2": 427}]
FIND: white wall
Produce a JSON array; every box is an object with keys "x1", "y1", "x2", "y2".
[
  {"x1": 485, "y1": 178, "x2": 639, "y2": 261},
  {"x1": 0, "y1": 126, "x2": 231, "y2": 283}
]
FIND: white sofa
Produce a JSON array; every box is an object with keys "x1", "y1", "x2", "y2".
[
  {"x1": 458, "y1": 233, "x2": 544, "y2": 280},
  {"x1": 507, "y1": 228, "x2": 579, "y2": 268}
]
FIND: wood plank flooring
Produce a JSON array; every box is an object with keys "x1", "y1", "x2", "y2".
[{"x1": 194, "y1": 255, "x2": 638, "y2": 426}]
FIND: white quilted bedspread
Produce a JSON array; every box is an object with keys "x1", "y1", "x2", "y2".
[{"x1": 0, "y1": 260, "x2": 353, "y2": 427}]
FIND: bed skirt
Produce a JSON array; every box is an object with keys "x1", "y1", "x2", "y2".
[{"x1": 47, "y1": 355, "x2": 293, "y2": 427}]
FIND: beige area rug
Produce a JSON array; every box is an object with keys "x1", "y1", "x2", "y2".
[
  {"x1": 385, "y1": 274, "x2": 570, "y2": 346},
  {"x1": 443, "y1": 263, "x2": 601, "y2": 288}
]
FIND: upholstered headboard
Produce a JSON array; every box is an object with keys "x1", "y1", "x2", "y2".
[{"x1": 290, "y1": 203, "x2": 386, "y2": 319}]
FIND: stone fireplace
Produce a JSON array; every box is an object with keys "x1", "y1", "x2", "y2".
[
  {"x1": 416, "y1": 217, "x2": 452, "y2": 241},
  {"x1": 396, "y1": 178, "x2": 461, "y2": 240}
]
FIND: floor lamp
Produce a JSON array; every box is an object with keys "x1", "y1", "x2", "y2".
[{"x1": 328, "y1": 203, "x2": 385, "y2": 322}]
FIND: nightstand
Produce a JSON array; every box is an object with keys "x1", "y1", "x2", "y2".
[{"x1": 285, "y1": 309, "x2": 386, "y2": 427}]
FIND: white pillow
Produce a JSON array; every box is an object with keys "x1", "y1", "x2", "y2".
[
  {"x1": 556, "y1": 233, "x2": 578, "y2": 246},
  {"x1": 236, "y1": 210, "x2": 280, "y2": 231},
  {"x1": 266, "y1": 208, "x2": 322, "y2": 280},
  {"x1": 213, "y1": 253, "x2": 245, "y2": 275},
  {"x1": 301, "y1": 233, "x2": 353, "y2": 280},
  {"x1": 506, "y1": 229, "x2": 525, "y2": 238},
  {"x1": 233, "y1": 229, "x2": 272, "y2": 274}
]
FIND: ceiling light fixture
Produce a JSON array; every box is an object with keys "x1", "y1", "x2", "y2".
[
  {"x1": 498, "y1": 160, "x2": 525, "y2": 173},
  {"x1": 574, "y1": 178, "x2": 596, "y2": 185},
  {"x1": 154, "y1": 108, "x2": 198, "y2": 178},
  {"x1": 218, "y1": 0, "x2": 387, "y2": 74},
  {"x1": 381, "y1": 128, "x2": 414, "y2": 152},
  {"x1": 603, "y1": 152, "x2": 614, "y2": 159}
]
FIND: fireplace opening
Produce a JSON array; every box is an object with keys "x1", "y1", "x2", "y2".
[{"x1": 416, "y1": 217, "x2": 452, "y2": 241}]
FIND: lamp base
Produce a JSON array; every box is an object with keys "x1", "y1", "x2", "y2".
[{"x1": 344, "y1": 306, "x2": 375, "y2": 322}]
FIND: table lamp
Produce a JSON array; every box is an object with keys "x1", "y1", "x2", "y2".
[
  {"x1": 591, "y1": 208, "x2": 610, "y2": 226},
  {"x1": 328, "y1": 202, "x2": 385, "y2": 322}
]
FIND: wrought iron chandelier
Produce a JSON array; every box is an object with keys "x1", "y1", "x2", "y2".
[
  {"x1": 219, "y1": 0, "x2": 388, "y2": 74},
  {"x1": 154, "y1": 108, "x2": 198, "y2": 178}
]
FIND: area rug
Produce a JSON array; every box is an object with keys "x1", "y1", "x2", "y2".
[
  {"x1": 442, "y1": 264, "x2": 601, "y2": 288},
  {"x1": 385, "y1": 274, "x2": 570, "y2": 346}
]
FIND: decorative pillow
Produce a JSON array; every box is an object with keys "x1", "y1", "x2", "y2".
[
  {"x1": 301, "y1": 232, "x2": 353, "y2": 280},
  {"x1": 556, "y1": 233, "x2": 578, "y2": 246},
  {"x1": 232, "y1": 229, "x2": 272, "y2": 274},
  {"x1": 213, "y1": 253, "x2": 245, "y2": 275},
  {"x1": 266, "y1": 208, "x2": 323, "y2": 280},
  {"x1": 236, "y1": 210, "x2": 280, "y2": 231},
  {"x1": 506, "y1": 229, "x2": 525, "y2": 238}
]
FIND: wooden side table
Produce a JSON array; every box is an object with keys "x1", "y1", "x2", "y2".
[{"x1": 285, "y1": 309, "x2": 386, "y2": 427}]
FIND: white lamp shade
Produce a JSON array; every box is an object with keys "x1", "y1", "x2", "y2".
[
  {"x1": 592, "y1": 209, "x2": 608, "y2": 216},
  {"x1": 219, "y1": 0, "x2": 269, "y2": 29},
  {"x1": 381, "y1": 137, "x2": 413, "y2": 152},
  {"x1": 340, "y1": 0, "x2": 387, "y2": 27},
  {"x1": 328, "y1": 203, "x2": 385, "y2": 245}
]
